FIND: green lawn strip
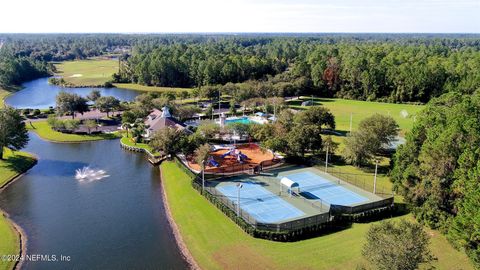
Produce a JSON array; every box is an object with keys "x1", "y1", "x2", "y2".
[
  {"x1": 27, "y1": 121, "x2": 121, "y2": 142},
  {"x1": 0, "y1": 88, "x2": 8, "y2": 108},
  {"x1": 113, "y1": 83, "x2": 193, "y2": 94},
  {"x1": 0, "y1": 148, "x2": 37, "y2": 189},
  {"x1": 0, "y1": 148, "x2": 36, "y2": 270},
  {"x1": 120, "y1": 135, "x2": 160, "y2": 156},
  {"x1": 287, "y1": 97, "x2": 425, "y2": 134},
  {"x1": 53, "y1": 58, "x2": 118, "y2": 86},
  {"x1": 0, "y1": 213, "x2": 19, "y2": 270},
  {"x1": 161, "y1": 161, "x2": 472, "y2": 270}
]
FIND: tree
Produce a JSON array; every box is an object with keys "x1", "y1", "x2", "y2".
[
  {"x1": 0, "y1": 107, "x2": 29, "y2": 160},
  {"x1": 391, "y1": 92, "x2": 480, "y2": 266},
  {"x1": 149, "y1": 127, "x2": 184, "y2": 156},
  {"x1": 176, "y1": 105, "x2": 200, "y2": 122},
  {"x1": 362, "y1": 219, "x2": 434, "y2": 270},
  {"x1": 56, "y1": 92, "x2": 89, "y2": 119},
  {"x1": 84, "y1": 119, "x2": 97, "y2": 134},
  {"x1": 294, "y1": 106, "x2": 335, "y2": 130},
  {"x1": 131, "y1": 120, "x2": 146, "y2": 144},
  {"x1": 121, "y1": 111, "x2": 136, "y2": 137},
  {"x1": 63, "y1": 119, "x2": 80, "y2": 131},
  {"x1": 87, "y1": 89, "x2": 101, "y2": 102},
  {"x1": 205, "y1": 104, "x2": 214, "y2": 119},
  {"x1": 194, "y1": 143, "x2": 211, "y2": 168},
  {"x1": 343, "y1": 114, "x2": 398, "y2": 166},
  {"x1": 286, "y1": 125, "x2": 322, "y2": 158},
  {"x1": 342, "y1": 131, "x2": 372, "y2": 166},
  {"x1": 179, "y1": 90, "x2": 190, "y2": 101},
  {"x1": 95, "y1": 96, "x2": 120, "y2": 117},
  {"x1": 322, "y1": 135, "x2": 339, "y2": 158},
  {"x1": 229, "y1": 99, "x2": 236, "y2": 115},
  {"x1": 196, "y1": 120, "x2": 220, "y2": 140}
]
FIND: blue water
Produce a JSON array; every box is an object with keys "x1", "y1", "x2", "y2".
[
  {"x1": 5, "y1": 77, "x2": 140, "y2": 109},
  {"x1": 0, "y1": 134, "x2": 188, "y2": 269},
  {"x1": 281, "y1": 171, "x2": 368, "y2": 206},
  {"x1": 216, "y1": 181, "x2": 305, "y2": 223},
  {"x1": 225, "y1": 117, "x2": 253, "y2": 125}
]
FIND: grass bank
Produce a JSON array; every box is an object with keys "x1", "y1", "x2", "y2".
[
  {"x1": 287, "y1": 97, "x2": 425, "y2": 134},
  {"x1": 27, "y1": 121, "x2": 121, "y2": 143},
  {"x1": 0, "y1": 88, "x2": 9, "y2": 108},
  {"x1": 120, "y1": 135, "x2": 160, "y2": 155},
  {"x1": 0, "y1": 148, "x2": 37, "y2": 189},
  {"x1": 54, "y1": 58, "x2": 118, "y2": 86},
  {"x1": 160, "y1": 161, "x2": 473, "y2": 270},
  {"x1": 0, "y1": 148, "x2": 36, "y2": 270},
  {"x1": 0, "y1": 213, "x2": 20, "y2": 270}
]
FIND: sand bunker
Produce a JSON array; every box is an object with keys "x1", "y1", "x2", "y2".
[{"x1": 69, "y1": 74, "x2": 83, "y2": 78}]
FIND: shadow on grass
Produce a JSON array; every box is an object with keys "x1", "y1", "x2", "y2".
[{"x1": 2, "y1": 153, "x2": 37, "y2": 174}]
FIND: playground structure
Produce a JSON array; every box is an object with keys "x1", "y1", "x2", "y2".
[
  {"x1": 186, "y1": 143, "x2": 283, "y2": 175},
  {"x1": 221, "y1": 147, "x2": 249, "y2": 163}
]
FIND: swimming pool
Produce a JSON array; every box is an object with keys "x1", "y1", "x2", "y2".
[{"x1": 225, "y1": 117, "x2": 253, "y2": 124}]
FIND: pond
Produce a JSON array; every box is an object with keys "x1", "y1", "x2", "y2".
[
  {"x1": 0, "y1": 134, "x2": 188, "y2": 269},
  {"x1": 5, "y1": 78, "x2": 140, "y2": 109}
]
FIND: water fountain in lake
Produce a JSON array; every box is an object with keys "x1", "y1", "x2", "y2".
[{"x1": 75, "y1": 166, "x2": 109, "y2": 182}]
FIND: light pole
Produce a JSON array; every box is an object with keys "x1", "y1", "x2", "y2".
[
  {"x1": 325, "y1": 145, "x2": 329, "y2": 173},
  {"x1": 349, "y1": 113, "x2": 353, "y2": 134},
  {"x1": 201, "y1": 159, "x2": 205, "y2": 192},
  {"x1": 373, "y1": 159, "x2": 378, "y2": 194},
  {"x1": 218, "y1": 89, "x2": 221, "y2": 120},
  {"x1": 236, "y1": 183, "x2": 243, "y2": 216}
]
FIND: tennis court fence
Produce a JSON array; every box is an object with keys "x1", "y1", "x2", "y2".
[
  {"x1": 192, "y1": 177, "x2": 331, "y2": 232},
  {"x1": 313, "y1": 158, "x2": 394, "y2": 199}
]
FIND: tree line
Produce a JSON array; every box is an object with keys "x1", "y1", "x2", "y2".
[
  {"x1": 392, "y1": 91, "x2": 480, "y2": 267},
  {"x1": 116, "y1": 37, "x2": 480, "y2": 103},
  {"x1": 1, "y1": 33, "x2": 479, "y2": 104}
]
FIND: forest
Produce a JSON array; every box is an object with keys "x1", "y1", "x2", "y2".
[
  {"x1": 116, "y1": 39, "x2": 480, "y2": 103},
  {"x1": 392, "y1": 91, "x2": 480, "y2": 268},
  {"x1": 1, "y1": 33, "x2": 479, "y2": 103}
]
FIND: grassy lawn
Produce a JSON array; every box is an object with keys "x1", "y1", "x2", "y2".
[
  {"x1": 114, "y1": 83, "x2": 193, "y2": 94},
  {"x1": 0, "y1": 213, "x2": 19, "y2": 270},
  {"x1": 121, "y1": 135, "x2": 154, "y2": 152},
  {"x1": 54, "y1": 58, "x2": 118, "y2": 86},
  {"x1": 0, "y1": 148, "x2": 36, "y2": 270},
  {"x1": 288, "y1": 97, "x2": 425, "y2": 134},
  {"x1": 0, "y1": 148, "x2": 36, "y2": 189},
  {"x1": 27, "y1": 120, "x2": 121, "y2": 142},
  {"x1": 161, "y1": 161, "x2": 473, "y2": 270},
  {"x1": 0, "y1": 88, "x2": 8, "y2": 108}
]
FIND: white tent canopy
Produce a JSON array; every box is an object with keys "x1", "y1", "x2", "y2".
[{"x1": 280, "y1": 177, "x2": 299, "y2": 189}]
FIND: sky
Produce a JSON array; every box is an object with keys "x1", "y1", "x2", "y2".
[{"x1": 1, "y1": 0, "x2": 479, "y2": 33}]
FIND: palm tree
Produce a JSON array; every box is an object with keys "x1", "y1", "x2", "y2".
[
  {"x1": 131, "y1": 120, "x2": 146, "y2": 145},
  {"x1": 121, "y1": 122, "x2": 131, "y2": 138}
]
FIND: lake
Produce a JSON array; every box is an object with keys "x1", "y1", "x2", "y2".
[
  {"x1": 5, "y1": 78, "x2": 140, "y2": 109},
  {"x1": 0, "y1": 134, "x2": 188, "y2": 269}
]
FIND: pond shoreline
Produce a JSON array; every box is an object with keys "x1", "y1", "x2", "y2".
[
  {"x1": 159, "y1": 166, "x2": 201, "y2": 270},
  {"x1": 0, "y1": 156, "x2": 37, "y2": 270}
]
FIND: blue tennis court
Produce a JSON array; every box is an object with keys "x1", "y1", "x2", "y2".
[
  {"x1": 216, "y1": 181, "x2": 305, "y2": 223},
  {"x1": 280, "y1": 171, "x2": 368, "y2": 205}
]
